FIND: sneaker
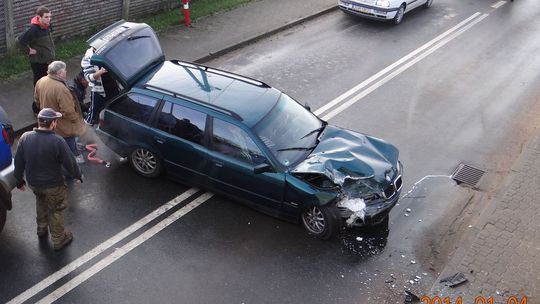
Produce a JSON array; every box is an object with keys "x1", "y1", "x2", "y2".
[
  {"x1": 37, "y1": 227, "x2": 48, "y2": 238},
  {"x1": 75, "y1": 154, "x2": 85, "y2": 164},
  {"x1": 53, "y1": 231, "x2": 73, "y2": 251}
]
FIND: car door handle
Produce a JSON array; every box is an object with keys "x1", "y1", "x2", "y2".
[
  {"x1": 154, "y1": 136, "x2": 165, "y2": 144},
  {"x1": 214, "y1": 161, "x2": 223, "y2": 168}
]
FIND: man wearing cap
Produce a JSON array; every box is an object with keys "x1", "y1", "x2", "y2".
[{"x1": 14, "y1": 108, "x2": 83, "y2": 251}]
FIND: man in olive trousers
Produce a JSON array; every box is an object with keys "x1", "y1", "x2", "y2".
[{"x1": 14, "y1": 108, "x2": 83, "y2": 251}]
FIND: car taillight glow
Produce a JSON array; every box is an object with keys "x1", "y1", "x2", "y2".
[{"x1": 1, "y1": 127, "x2": 9, "y2": 145}]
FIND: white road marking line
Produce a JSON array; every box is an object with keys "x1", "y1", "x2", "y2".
[
  {"x1": 315, "y1": 12, "x2": 483, "y2": 118},
  {"x1": 36, "y1": 192, "x2": 214, "y2": 304},
  {"x1": 320, "y1": 14, "x2": 488, "y2": 121},
  {"x1": 492, "y1": 1, "x2": 507, "y2": 8},
  {"x1": 7, "y1": 187, "x2": 200, "y2": 304}
]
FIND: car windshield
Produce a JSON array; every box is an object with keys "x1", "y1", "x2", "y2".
[{"x1": 253, "y1": 93, "x2": 322, "y2": 168}]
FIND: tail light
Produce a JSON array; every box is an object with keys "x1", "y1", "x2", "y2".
[{"x1": 1, "y1": 127, "x2": 9, "y2": 145}]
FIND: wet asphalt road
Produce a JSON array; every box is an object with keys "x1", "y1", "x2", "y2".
[{"x1": 3, "y1": 0, "x2": 540, "y2": 303}]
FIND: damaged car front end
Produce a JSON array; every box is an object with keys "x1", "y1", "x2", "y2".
[{"x1": 291, "y1": 125, "x2": 403, "y2": 237}]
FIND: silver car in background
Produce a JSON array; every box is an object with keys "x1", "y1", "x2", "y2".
[{"x1": 338, "y1": 0, "x2": 433, "y2": 25}]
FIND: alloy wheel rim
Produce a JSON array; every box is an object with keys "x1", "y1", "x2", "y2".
[
  {"x1": 133, "y1": 149, "x2": 157, "y2": 174},
  {"x1": 303, "y1": 206, "x2": 326, "y2": 234}
]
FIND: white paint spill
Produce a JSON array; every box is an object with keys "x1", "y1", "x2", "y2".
[{"x1": 400, "y1": 175, "x2": 454, "y2": 199}]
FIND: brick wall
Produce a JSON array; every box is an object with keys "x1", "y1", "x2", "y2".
[{"x1": 1, "y1": 0, "x2": 181, "y2": 57}]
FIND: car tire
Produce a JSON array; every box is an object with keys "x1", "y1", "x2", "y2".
[
  {"x1": 393, "y1": 4, "x2": 405, "y2": 25},
  {"x1": 0, "y1": 201, "x2": 6, "y2": 233},
  {"x1": 129, "y1": 147, "x2": 162, "y2": 178},
  {"x1": 423, "y1": 0, "x2": 433, "y2": 8},
  {"x1": 301, "y1": 205, "x2": 339, "y2": 240}
]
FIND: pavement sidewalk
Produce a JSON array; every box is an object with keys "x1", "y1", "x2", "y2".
[
  {"x1": 430, "y1": 130, "x2": 540, "y2": 303},
  {"x1": 0, "y1": 0, "x2": 337, "y2": 134}
]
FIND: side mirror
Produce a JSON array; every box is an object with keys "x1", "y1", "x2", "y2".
[
  {"x1": 253, "y1": 163, "x2": 272, "y2": 174},
  {"x1": 304, "y1": 103, "x2": 311, "y2": 112}
]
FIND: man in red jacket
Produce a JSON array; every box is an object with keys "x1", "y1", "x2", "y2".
[{"x1": 17, "y1": 6, "x2": 55, "y2": 114}]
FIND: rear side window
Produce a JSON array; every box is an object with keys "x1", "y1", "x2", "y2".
[
  {"x1": 157, "y1": 101, "x2": 206, "y2": 145},
  {"x1": 108, "y1": 93, "x2": 159, "y2": 123}
]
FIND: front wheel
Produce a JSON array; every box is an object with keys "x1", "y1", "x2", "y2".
[
  {"x1": 423, "y1": 0, "x2": 433, "y2": 8},
  {"x1": 130, "y1": 147, "x2": 162, "y2": 178},
  {"x1": 393, "y1": 4, "x2": 405, "y2": 25},
  {"x1": 301, "y1": 205, "x2": 339, "y2": 240}
]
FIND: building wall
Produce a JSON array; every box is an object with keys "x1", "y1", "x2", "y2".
[{"x1": 1, "y1": 0, "x2": 181, "y2": 57}]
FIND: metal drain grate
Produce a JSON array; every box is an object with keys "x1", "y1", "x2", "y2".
[{"x1": 451, "y1": 163, "x2": 485, "y2": 188}]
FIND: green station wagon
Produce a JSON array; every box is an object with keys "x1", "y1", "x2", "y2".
[{"x1": 93, "y1": 21, "x2": 403, "y2": 239}]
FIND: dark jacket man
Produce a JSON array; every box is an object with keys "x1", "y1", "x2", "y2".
[
  {"x1": 17, "y1": 6, "x2": 55, "y2": 85},
  {"x1": 14, "y1": 108, "x2": 82, "y2": 251}
]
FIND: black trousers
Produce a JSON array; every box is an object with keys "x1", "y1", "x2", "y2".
[
  {"x1": 31, "y1": 62, "x2": 48, "y2": 86},
  {"x1": 31, "y1": 62, "x2": 48, "y2": 114}
]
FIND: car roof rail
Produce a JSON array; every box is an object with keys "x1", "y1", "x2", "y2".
[
  {"x1": 170, "y1": 60, "x2": 271, "y2": 88},
  {"x1": 143, "y1": 84, "x2": 243, "y2": 121}
]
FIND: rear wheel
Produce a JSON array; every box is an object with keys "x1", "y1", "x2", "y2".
[
  {"x1": 393, "y1": 4, "x2": 405, "y2": 25},
  {"x1": 130, "y1": 147, "x2": 162, "y2": 178},
  {"x1": 301, "y1": 205, "x2": 339, "y2": 240},
  {"x1": 0, "y1": 201, "x2": 6, "y2": 233}
]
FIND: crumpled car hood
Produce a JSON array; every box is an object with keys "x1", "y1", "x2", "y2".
[{"x1": 292, "y1": 125, "x2": 399, "y2": 192}]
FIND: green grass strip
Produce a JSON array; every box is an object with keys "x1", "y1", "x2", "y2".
[{"x1": 0, "y1": 0, "x2": 251, "y2": 81}]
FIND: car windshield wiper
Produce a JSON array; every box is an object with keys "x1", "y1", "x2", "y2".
[
  {"x1": 277, "y1": 145, "x2": 317, "y2": 152},
  {"x1": 300, "y1": 122, "x2": 327, "y2": 139},
  {"x1": 128, "y1": 35, "x2": 150, "y2": 41}
]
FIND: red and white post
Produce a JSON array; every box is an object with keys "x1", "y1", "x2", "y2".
[{"x1": 182, "y1": 0, "x2": 191, "y2": 27}]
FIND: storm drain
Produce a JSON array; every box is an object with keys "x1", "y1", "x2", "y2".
[{"x1": 451, "y1": 163, "x2": 485, "y2": 188}]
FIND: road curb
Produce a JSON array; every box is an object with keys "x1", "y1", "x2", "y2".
[{"x1": 14, "y1": 6, "x2": 338, "y2": 136}]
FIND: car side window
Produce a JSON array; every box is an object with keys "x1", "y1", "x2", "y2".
[
  {"x1": 211, "y1": 119, "x2": 266, "y2": 166},
  {"x1": 157, "y1": 101, "x2": 206, "y2": 145},
  {"x1": 108, "y1": 93, "x2": 158, "y2": 123}
]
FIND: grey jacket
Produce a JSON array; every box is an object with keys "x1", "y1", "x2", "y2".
[{"x1": 14, "y1": 128, "x2": 82, "y2": 188}]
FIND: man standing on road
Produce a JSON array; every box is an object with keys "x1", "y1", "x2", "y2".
[
  {"x1": 17, "y1": 6, "x2": 55, "y2": 114},
  {"x1": 35, "y1": 61, "x2": 86, "y2": 164},
  {"x1": 14, "y1": 108, "x2": 83, "y2": 251},
  {"x1": 81, "y1": 46, "x2": 119, "y2": 125}
]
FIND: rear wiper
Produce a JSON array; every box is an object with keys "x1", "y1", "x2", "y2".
[
  {"x1": 128, "y1": 35, "x2": 150, "y2": 41},
  {"x1": 300, "y1": 122, "x2": 327, "y2": 139},
  {"x1": 277, "y1": 145, "x2": 316, "y2": 152}
]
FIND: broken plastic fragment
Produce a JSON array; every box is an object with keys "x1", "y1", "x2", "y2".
[
  {"x1": 440, "y1": 272, "x2": 468, "y2": 288},
  {"x1": 404, "y1": 290, "x2": 420, "y2": 303},
  {"x1": 338, "y1": 197, "x2": 366, "y2": 226}
]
